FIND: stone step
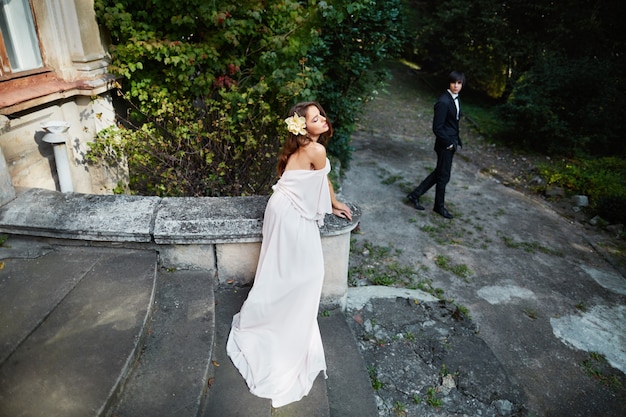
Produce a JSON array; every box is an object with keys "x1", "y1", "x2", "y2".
[
  {"x1": 201, "y1": 286, "x2": 378, "y2": 417},
  {"x1": 0, "y1": 242, "x2": 157, "y2": 417},
  {"x1": 200, "y1": 286, "x2": 330, "y2": 417},
  {"x1": 0, "y1": 236, "x2": 378, "y2": 417},
  {"x1": 199, "y1": 286, "x2": 273, "y2": 416},
  {"x1": 319, "y1": 306, "x2": 379, "y2": 417},
  {"x1": 108, "y1": 269, "x2": 216, "y2": 417},
  {"x1": 0, "y1": 239, "x2": 80, "y2": 365}
]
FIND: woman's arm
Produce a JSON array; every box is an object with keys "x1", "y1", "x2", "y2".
[
  {"x1": 328, "y1": 177, "x2": 352, "y2": 220},
  {"x1": 306, "y1": 142, "x2": 351, "y2": 219}
]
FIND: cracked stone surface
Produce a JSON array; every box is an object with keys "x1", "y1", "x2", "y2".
[{"x1": 347, "y1": 296, "x2": 527, "y2": 416}]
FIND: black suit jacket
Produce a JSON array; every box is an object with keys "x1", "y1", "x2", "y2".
[{"x1": 432, "y1": 91, "x2": 462, "y2": 151}]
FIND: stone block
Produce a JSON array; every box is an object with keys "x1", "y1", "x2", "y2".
[
  {"x1": 153, "y1": 196, "x2": 267, "y2": 244},
  {"x1": 571, "y1": 195, "x2": 589, "y2": 207},
  {"x1": 159, "y1": 244, "x2": 216, "y2": 272},
  {"x1": 321, "y1": 233, "x2": 351, "y2": 309},
  {"x1": 545, "y1": 186, "x2": 565, "y2": 198},
  {"x1": 0, "y1": 188, "x2": 158, "y2": 242},
  {"x1": 216, "y1": 242, "x2": 262, "y2": 285}
]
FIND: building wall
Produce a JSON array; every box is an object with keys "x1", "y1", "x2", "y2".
[
  {"x1": 0, "y1": 93, "x2": 120, "y2": 193},
  {"x1": 0, "y1": 0, "x2": 121, "y2": 198}
]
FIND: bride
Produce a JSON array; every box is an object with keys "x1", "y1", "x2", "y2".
[{"x1": 226, "y1": 101, "x2": 352, "y2": 408}]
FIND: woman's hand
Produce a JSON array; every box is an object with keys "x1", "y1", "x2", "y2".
[{"x1": 332, "y1": 201, "x2": 352, "y2": 221}]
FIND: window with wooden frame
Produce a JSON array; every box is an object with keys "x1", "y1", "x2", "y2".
[{"x1": 0, "y1": 0, "x2": 43, "y2": 79}]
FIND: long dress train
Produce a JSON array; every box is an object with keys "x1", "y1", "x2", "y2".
[{"x1": 226, "y1": 158, "x2": 333, "y2": 408}]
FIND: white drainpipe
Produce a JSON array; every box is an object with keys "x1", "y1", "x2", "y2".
[{"x1": 41, "y1": 121, "x2": 74, "y2": 193}]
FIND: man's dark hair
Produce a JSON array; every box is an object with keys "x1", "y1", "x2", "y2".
[{"x1": 448, "y1": 71, "x2": 465, "y2": 84}]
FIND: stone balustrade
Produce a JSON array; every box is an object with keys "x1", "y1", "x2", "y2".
[{"x1": 0, "y1": 188, "x2": 360, "y2": 308}]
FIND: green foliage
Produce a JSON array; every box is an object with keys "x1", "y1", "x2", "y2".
[
  {"x1": 408, "y1": 0, "x2": 509, "y2": 98},
  {"x1": 367, "y1": 365, "x2": 384, "y2": 390},
  {"x1": 501, "y1": 236, "x2": 563, "y2": 256},
  {"x1": 407, "y1": 0, "x2": 626, "y2": 159},
  {"x1": 392, "y1": 401, "x2": 407, "y2": 415},
  {"x1": 93, "y1": 86, "x2": 281, "y2": 196},
  {"x1": 456, "y1": 99, "x2": 500, "y2": 140},
  {"x1": 92, "y1": 0, "x2": 407, "y2": 196},
  {"x1": 426, "y1": 386, "x2": 443, "y2": 407},
  {"x1": 496, "y1": 52, "x2": 623, "y2": 156},
  {"x1": 433, "y1": 255, "x2": 473, "y2": 279},
  {"x1": 93, "y1": 0, "x2": 317, "y2": 195},
  {"x1": 581, "y1": 352, "x2": 624, "y2": 390},
  {"x1": 538, "y1": 157, "x2": 626, "y2": 224},
  {"x1": 349, "y1": 240, "x2": 404, "y2": 286},
  {"x1": 349, "y1": 239, "x2": 445, "y2": 298},
  {"x1": 306, "y1": 0, "x2": 407, "y2": 169}
]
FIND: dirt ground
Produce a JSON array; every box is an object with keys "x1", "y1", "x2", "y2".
[{"x1": 340, "y1": 62, "x2": 626, "y2": 417}]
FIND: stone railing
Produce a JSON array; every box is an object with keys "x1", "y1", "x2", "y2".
[{"x1": 0, "y1": 188, "x2": 360, "y2": 308}]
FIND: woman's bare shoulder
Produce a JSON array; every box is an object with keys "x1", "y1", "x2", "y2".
[
  {"x1": 304, "y1": 142, "x2": 327, "y2": 169},
  {"x1": 303, "y1": 141, "x2": 326, "y2": 156}
]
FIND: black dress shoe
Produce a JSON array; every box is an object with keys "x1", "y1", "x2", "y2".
[
  {"x1": 406, "y1": 194, "x2": 425, "y2": 210},
  {"x1": 433, "y1": 207, "x2": 453, "y2": 219}
]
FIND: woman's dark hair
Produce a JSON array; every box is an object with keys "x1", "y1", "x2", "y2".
[
  {"x1": 276, "y1": 101, "x2": 333, "y2": 176},
  {"x1": 448, "y1": 70, "x2": 465, "y2": 84}
]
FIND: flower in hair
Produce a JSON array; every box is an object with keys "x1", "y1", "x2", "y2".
[{"x1": 284, "y1": 113, "x2": 307, "y2": 136}]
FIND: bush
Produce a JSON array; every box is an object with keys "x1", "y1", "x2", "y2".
[
  {"x1": 92, "y1": 0, "x2": 406, "y2": 196},
  {"x1": 93, "y1": 0, "x2": 320, "y2": 196},
  {"x1": 538, "y1": 157, "x2": 626, "y2": 224},
  {"x1": 309, "y1": 0, "x2": 407, "y2": 169},
  {"x1": 92, "y1": 85, "x2": 281, "y2": 196},
  {"x1": 496, "y1": 52, "x2": 623, "y2": 157}
]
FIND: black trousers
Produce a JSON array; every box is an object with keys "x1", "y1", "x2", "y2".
[{"x1": 409, "y1": 147, "x2": 455, "y2": 210}]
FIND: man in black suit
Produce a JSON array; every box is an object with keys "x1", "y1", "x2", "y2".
[{"x1": 406, "y1": 71, "x2": 465, "y2": 219}]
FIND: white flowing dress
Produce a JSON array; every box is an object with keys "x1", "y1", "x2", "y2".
[{"x1": 226, "y1": 158, "x2": 333, "y2": 408}]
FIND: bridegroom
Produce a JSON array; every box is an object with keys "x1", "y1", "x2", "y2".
[{"x1": 406, "y1": 70, "x2": 465, "y2": 219}]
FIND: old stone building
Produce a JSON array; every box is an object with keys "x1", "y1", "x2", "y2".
[{"x1": 0, "y1": 0, "x2": 120, "y2": 205}]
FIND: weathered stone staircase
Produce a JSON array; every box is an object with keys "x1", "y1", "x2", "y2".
[{"x1": 0, "y1": 189, "x2": 376, "y2": 417}]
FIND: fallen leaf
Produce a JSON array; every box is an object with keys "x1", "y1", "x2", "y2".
[{"x1": 212, "y1": 360, "x2": 220, "y2": 367}]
